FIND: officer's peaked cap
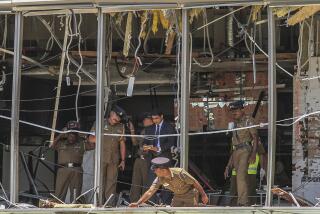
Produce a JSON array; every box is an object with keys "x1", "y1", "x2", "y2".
[
  {"x1": 151, "y1": 157, "x2": 171, "y2": 170},
  {"x1": 111, "y1": 105, "x2": 125, "y2": 117},
  {"x1": 229, "y1": 100, "x2": 245, "y2": 110},
  {"x1": 66, "y1": 121, "x2": 80, "y2": 130}
]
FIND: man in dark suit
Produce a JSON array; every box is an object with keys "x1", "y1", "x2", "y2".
[
  {"x1": 143, "y1": 110, "x2": 177, "y2": 205},
  {"x1": 143, "y1": 110, "x2": 176, "y2": 161}
]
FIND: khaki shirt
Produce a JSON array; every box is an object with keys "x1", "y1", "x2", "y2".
[
  {"x1": 91, "y1": 119, "x2": 125, "y2": 164},
  {"x1": 151, "y1": 168, "x2": 196, "y2": 195},
  {"x1": 55, "y1": 139, "x2": 86, "y2": 165},
  {"x1": 232, "y1": 116, "x2": 257, "y2": 145}
]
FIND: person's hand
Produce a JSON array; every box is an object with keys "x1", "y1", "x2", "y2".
[
  {"x1": 201, "y1": 194, "x2": 209, "y2": 204},
  {"x1": 88, "y1": 135, "x2": 96, "y2": 143},
  {"x1": 260, "y1": 168, "x2": 266, "y2": 179},
  {"x1": 118, "y1": 160, "x2": 125, "y2": 171},
  {"x1": 248, "y1": 153, "x2": 256, "y2": 164},
  {"x1": 129, "y1": 203, "x2": 139, "y2": 207},
  {"x1": 150, "y1": 146, "x2": 159, "y2": 152},
  {"x1": 224, "y1": 166, "x2": 229, "y2": 180},
  {"x1": 129, "y1": 121, "x2": 135, "y2": 133},
  {"x1": 49, "y1": 141, "x2": 54, "y2": 148},
  {"x1": 143, "y1": 145, "x2": 153, "y2": 151}
]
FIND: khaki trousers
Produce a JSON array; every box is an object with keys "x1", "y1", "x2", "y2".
[
  {"x1": 171, "y1": 189, "x2": 199, "y2": 207},
  {"x1": 232, "y1": 148, "x2": 250, "y2": 206},
  {"x1": 102, "y1": 162, "x2": 118, "y2": 204},
  {"x1": 55, "y1": 167, "x2": 83, "y2": 202},
  {"x1": 129, "y1": 158, "x2": 149, "y2": 202},
  {"x1": 230, "y1": 174, "x2": 257, "y2": 206}
]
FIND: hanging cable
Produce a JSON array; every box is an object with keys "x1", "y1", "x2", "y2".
[
  {"x1": 0, "y1": 88, "x2": 96, "y2": 103},
  {"x1": 75, "y1": 14, "x2": 83, "y2": 122},
  {"x1": 233, "y1": 14, "x2": 293, "y2": 78},
  {"x1": 193, "y1": 5, "x2": 250, "y2": 33},
  {"x1": 192, "y1": 9, "x2": 214, "y2": 68},
  {"x1": 134, "y1": 12, "x2": 149, "y2": 68},
  {"x1": 65, "y1": 14, "x2": 73, "y2": 86},
  {"x1": 40, "y1": 16, "x2": 55, "y2": 61}
]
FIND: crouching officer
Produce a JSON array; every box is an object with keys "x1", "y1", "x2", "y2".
[
  {"x1": 51, "y1": 121, "x2": 95, "y2": 202},
  {"x1": 129, "y1": 157, "x2": 209, "y2": 207},
  {"x1": 225, "y1": 100, "x2": 258, "y2": 206}
]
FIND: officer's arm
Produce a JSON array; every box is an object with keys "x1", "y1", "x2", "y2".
[
  {"x1": 85, "y1": 140, "x2": 96, "y2": 150},
  {"x1": 88, "y1": 122, "x2": 96, "y2": 143},
  {"x1": 120, "y1": 139, "x2": 126, "y2": 162},
  {"x1": 248, "y1": 119, "x2": 258, "y2": 163},
  {"x1": 129, "y1": 121, "x2": 139, "y2": 146},
  {"x1": 193, "y1": 180, "x2": 206, "y2": 198},
  {"x1": 193, "y1": 180, "x2": 209, "y2": 204},
  {"x1": 129, "y1": 178, "x2": 160, "y2": 207},
  {"x1": 224, "y1": 153, "x2": 233, "y2": 179},
  {"x1": 88, "y1": 135, "x2": 96, "y2": 143},
  {"x1": 250, "y1": 132, "x2": 258, "y2": 159},
  {"x1": 50, "y1": 133, "x2": 65, "y2": 149},
  {"x1": 136, "y1": 186, "x2": 158, "y2": 206}
]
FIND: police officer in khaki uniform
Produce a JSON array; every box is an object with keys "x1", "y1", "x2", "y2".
[
  {"x1": 51, "y1": 121, "x2": 95, "y2": 202},
  {"x1": 224, "y1": 100, "x2": 258, "y2": 206},
  {"x1": 88, "y1": 108, "x2": 126, "y2": 204},
  {"x1": 227, "y1": 141, "x2": 266, "y2": 206},
  {"x1": 129, "y1": 113, "x2": 154, "y2": 202},
  {"x1": 129, "y1": 157, "x2": 209, "y2": 207}
]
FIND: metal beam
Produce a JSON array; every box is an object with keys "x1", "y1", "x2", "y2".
[
  {"x1": 10, "y1": 11, "x2": 23, "y2": 204},
  {"x1": 269, "y1": 0, "x2": 320, "y2": 7},
  {"x1": 180, "y1": 9, "x2": 190, "y2": 170},
  {"x1": 9, "y1": 0, "x2": 265, "y2": 13},
  {"x1": 49, "y1": 15, "x2": 69, "y2": 145},
  {"x1": 266, "y1": 6, "x2": 277, "y2": 207},
  {"x1": 101, "y1": 4, "x2": 178, "y2": 13},
  {"x1": 93, "y1": 8, "x2": 106, "y2": 207}
]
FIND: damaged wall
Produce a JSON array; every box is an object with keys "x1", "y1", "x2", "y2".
[
  {"x1": 175, "y1": 71, "x2": 269, "y2": 131},
  {"x1": 293, "y1": 57, "x2": 320, "y2": 203}
]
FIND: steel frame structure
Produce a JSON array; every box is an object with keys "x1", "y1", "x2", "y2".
[{"x1": 1, "y1": 0, "x2": 317, "y2": 208}]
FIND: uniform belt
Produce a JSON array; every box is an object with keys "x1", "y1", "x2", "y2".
[
  {"x1": 232, "y1": 142, "x2": 251, "y2": 151},
  {"x1": 176, "y1": 187, "x2": 196, "y2": 196},
  {"x1": 61, "y1": 163, "x2": 81, "y2": 168}
]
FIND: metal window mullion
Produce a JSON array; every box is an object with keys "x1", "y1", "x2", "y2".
[
  {"x1": 10, "y1": 11, "x2": 23, "y2": 204},
  {"x1": 94, "y1": 8, "x2": 106, "y2": 207},
  {"x1": 266, "y1": 6, "x2": 277, "y2": 207},
  {"x1": 180, "y1": 8, "x2": 190, "y2": 170}
]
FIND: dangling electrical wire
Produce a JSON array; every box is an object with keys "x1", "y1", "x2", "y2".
[
  {"x1": 40, "y1": 16, "x2": 55, "y2": 61},
  {"x1": 65, "y1": 14, "x2": 74, "y2": 86},
  {"x1": 193, "y1": 9, "x2": 214, "y2": 68},
  {"x1": 75, "y1": 14, "x2": 83, "y2": 122},
  {"x1": 134, "y1": 12, "x2": 149, "y2": 68}
]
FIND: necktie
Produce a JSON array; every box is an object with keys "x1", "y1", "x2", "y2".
[{"x1": 155, "y1": 125, "x2": 161, "y2": 152}]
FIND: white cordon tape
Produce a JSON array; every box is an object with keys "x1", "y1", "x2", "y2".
[{"x1": 0, "y1": 110, "x2": 318, "y2": 140}]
